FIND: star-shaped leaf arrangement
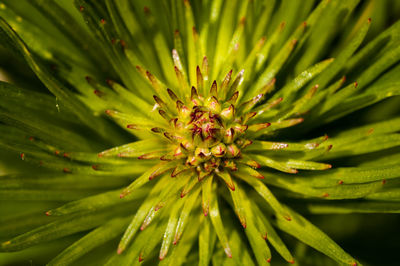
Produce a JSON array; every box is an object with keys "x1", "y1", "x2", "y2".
[{"x1": 0, "y1": 0, "x2": 399, "y2": 265}]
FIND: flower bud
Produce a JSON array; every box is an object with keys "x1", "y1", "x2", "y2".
[
  {"x1": 226, "y1": 144, "x2": 240, "y2": 158},
  {"x1": 211, "y1": 143, "x2": 226, "y2": 157},
  {"x1": 195, "y1": 147, "x2": 211, "y2": 159},
  {"x1": 220, "y1": 104, "x2": 235, "y2": 121},
  {"x1": 204, "y1": 96, "x2": 221, "y2": 113}
]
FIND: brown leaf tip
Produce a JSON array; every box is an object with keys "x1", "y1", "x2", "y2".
[{"x1": 63, "y1": 168, "x2": 71, "y2": 173}]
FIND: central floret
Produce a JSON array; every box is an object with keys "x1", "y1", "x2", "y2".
[{"x1": 154, "y1": 81, "x2": 252, "y2": 181}]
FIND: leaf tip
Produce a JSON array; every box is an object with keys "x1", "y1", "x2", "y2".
[
  {"x1": 224, "y1": 247, "x2": 232, "y2": 258},
  {"x1": 284, "y1": 215, "x2": 292, "y2": 221},
  {"x1": 117, "y1": 247, "x2": 124, "y2": 254}
]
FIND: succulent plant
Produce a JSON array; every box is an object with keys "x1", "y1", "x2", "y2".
[{"x1": 0, "y1": 0, "x2": 400, "y2": 265}]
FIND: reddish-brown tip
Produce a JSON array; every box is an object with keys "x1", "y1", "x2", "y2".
[
  {"x1": 267, "y1": 258, "x2": 271, "y2": 263},
  {"x1": 63, "y1": 168, "x2": 71, "y2": 173},
  {"x1": 45, "y1": 211, "x2": 51, "y2": 216},
  {"x1": 263, "y1": 232, "x2": 268, "y2": 240},
  {"x1": 117, "y1": 248, "x2": 123, "y2": 255},
  {"x1": 92, "y1": 165, "x2": 98, "y2": 171},
  {"x1": 241, "y1": 221, "x2": 247, "y2": 228},
  {"x1": 322, "y1": 192, "x2": 330, "y2": 198},
  {"x1": 256, "y1": 174, "x2": 265, "y2": 179},
  {"x1": 225, "y1": 247, "x2": 232, "y2": 258},
  {"x1": 338, "y1": 180, "x2": 344, "y2": 185},
  {"x1": 106, "y1": 79, "x2": 114, "y2": 86},
  {"x1": 382, "y1": 179, "x2": 387, "y2": 185},
  {"x1": 94, "y1": 90, "x2": 103, "y2": 97},
  {"x1": 288, "y1": 259, "x2": 295, "y2": 264},
  {"x1": 79, "y1": 6, "x2": 84, "y2": 12},
  {"x1": 100, "y1": 18, "x2": 106, "y2": 25}
]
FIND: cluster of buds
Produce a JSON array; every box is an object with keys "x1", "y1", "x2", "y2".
[{"x1": 148, "y1": 76, "x2": 266, "y2": 183}]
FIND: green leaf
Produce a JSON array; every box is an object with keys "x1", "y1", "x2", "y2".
[
  {"x1": 209, "y1": 182, "x2": 232, "y2": 259},
  {"x1": 235, "y1": 172, "x2": 291, "y2": 221},
  {"x1": 0, "y1": 206, "x2": 129, "y2": 252},
  {"x1": 0, "y1": 18, "x2": 116, "y2": 141},
  {"x1": 47, "y1": 216, "x2": 131, "y2": 266},
  {"x1": 120, "y1": 161, "x2": 178, "y2": 198},
  {"x1": 304, "y1": 201, "x2": 400, "y2": 214},
  {"x1": 174, "y1": 186, "x2": 200, "y2": 245},
  {"x1": 46, "y1": 188, "x2": 147, "y2": 216},
  {"x1": 250, "y1": 203, "x2": 294, "y2": 263},
  {"x1": 239, "y1": 188, "x2": 271, "y2": 265},
  {"x1": 159, "y1": 200, "x2": 183, "y2": 260},
  {"x1": 274, "y1": 205, "x2": 359, "y2": 265},
  {"x1": 201, "y1": 175, "x2": 213, "y2": 216},
  {"x1": 198, "y1": 215, "x2": 216, "y2": 266}
]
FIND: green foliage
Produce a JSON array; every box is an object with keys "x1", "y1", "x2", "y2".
[{"x1": 0, "y1": 0, "x2": 399, "y2": 265}]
